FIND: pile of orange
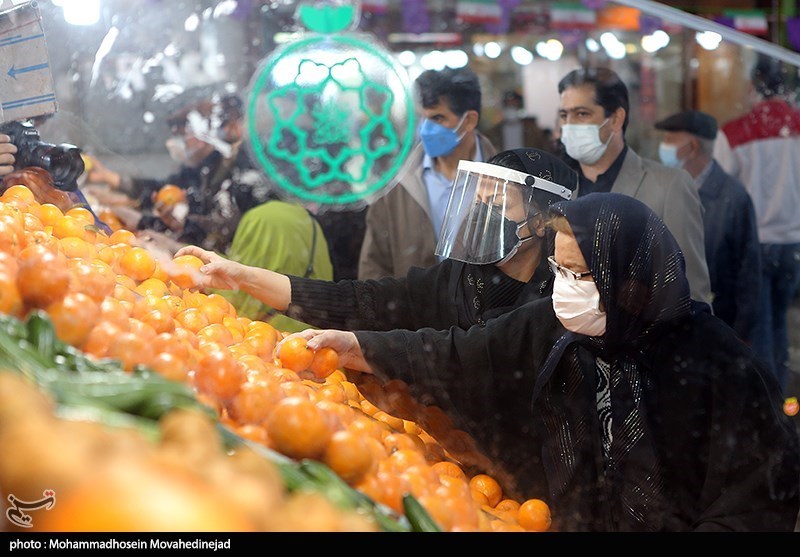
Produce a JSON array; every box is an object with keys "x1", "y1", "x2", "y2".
[{"x1": 0, "y1": 183, "x2": 553, "y2": 533}]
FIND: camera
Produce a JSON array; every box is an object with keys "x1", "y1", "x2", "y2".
[{"x1": 0, "y1": 120, "x2": 84, "y2": 192}]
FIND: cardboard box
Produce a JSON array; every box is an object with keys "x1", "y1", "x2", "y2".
[{"x1": 0, "y1": 0, "x2": 57, "y2": 124}]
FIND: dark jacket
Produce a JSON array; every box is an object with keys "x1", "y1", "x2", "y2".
[
  {"x1": 699, "y1": 160, "x2": 761, "y2": 343},
  {"x1": 286, "y1": 257, "x2": 553, "y2": 332},
  {"x1": 355, "y1": 193, "x2": 799, "y2": 531},
  {"x1": 131, "y1": 145, "x2": 269, "y2": 253}
]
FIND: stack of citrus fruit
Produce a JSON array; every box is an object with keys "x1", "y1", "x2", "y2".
[{"x1": 0, "y1": 183, "x2": 552, "y2": 532}]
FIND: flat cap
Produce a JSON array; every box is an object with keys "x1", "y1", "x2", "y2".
[{"x1": 654, "y1": 110, "x2": 718, "y2": 140}]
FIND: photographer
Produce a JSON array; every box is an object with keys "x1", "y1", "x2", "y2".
[
  {"x1": 0, "y1": 134, "x2": 18, "y2": 177},
  {"x1": 85, "y1": 93, "x2": 268, "y2": 255}
]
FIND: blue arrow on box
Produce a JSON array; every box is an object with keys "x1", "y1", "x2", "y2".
[{"x1": 7, "y1": 62, "x2": 49, "y2": 80}]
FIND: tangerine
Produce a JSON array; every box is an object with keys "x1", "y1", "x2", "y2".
[
  {"x1": 46, "y1": 292, "x2": 101, "y2": 347},
  {"x1": 468, "y1": 474, "x2": 503, "y2": 508},
  {"x1": 168, "y1": 254, "x2": 204, "y2": 290},
  {"x1": 193, "y1": 348, "x2": 245, "y2": 402},
  {"x1": 323, "y1": 429, "x2": 374, "y2": 484},
  {"x1": 266, "y1": 396, "x2": 333, "y2": 460},
  {"x1": 16, "y1": 244, "x2": 70, "y2": 308},
  {"x1": 118, "y1": 246, "x2": 156, "y2": 282},
  {"x1": 517, "y1": 498, "x2": 552, "y2": 532},
  {"x1": 276, "y1": 336, "x2": 314, "y2": 373},
  {"x1": 155, "y1": 184, "x2": 186, "y2": 207},
  {"x1": 308, "y1": 346, "x2": 339, "y2": 380}
]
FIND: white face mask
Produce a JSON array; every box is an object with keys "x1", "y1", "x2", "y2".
[
  {"x1": 165, "y1": 137, "x2": 188, "y2": 164},
  {"x1": 552, "y1": 273, "x2": 607, "y2": 336},
  {"x1": 560, "y1": 118, "x2": 613, "y2": 165}
]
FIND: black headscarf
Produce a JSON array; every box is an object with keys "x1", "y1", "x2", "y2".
[
  {"x1": 454, "y1": 148, "x2": 579, "y2": 325},
  {"x1": 532, "y1": 192, "x2": 698, "y2": 531}
]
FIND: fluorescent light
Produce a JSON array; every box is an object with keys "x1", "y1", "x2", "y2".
[{"x1": 62, "y1": 0, "x2": 100, "y2": 26}]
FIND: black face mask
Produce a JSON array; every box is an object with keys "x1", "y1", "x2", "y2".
[{"x1": 462, "y1": 202, "x2": 532, "y2": 265}]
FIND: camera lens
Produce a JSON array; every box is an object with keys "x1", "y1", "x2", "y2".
[{"x1": 26, "y1": 143, "x2": 84, "y2": 191}]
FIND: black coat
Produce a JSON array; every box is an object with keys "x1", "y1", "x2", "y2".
[
  {"x1": 286, "y1": 257, "x2": 553, "y2": 332},
  {"x1": 354, "y1": 193, "x2": 799, "y2": 531},
  {"x1": 699, "y1": 160, "x2": 761, "y2": 343}
]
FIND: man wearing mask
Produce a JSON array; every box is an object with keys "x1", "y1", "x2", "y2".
[
  {"x1": 357, "y1": 67, "x2": 498, "y2": 280},
  {"x1": 86, "y1": 93, "x2": 268, "y2": 254},
  {"x1": 557, "y1": 68, "x2": 712, "y2": 303},
  {"x1": 485, "y1": 90, "x2": 549, "y2": 152},
  {"x1": 654, "y1": 110, "x2": 761, "y2": 345}
]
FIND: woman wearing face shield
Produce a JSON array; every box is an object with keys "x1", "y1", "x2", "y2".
[
  {"x1": 289, "y1": 192, "x2": 799, "y2": 531},
  {"x1": 175, "y1": 148, "x2": 577, "y2": 333}
]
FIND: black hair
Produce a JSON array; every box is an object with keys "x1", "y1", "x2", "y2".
[
  {"x1": 751, "y1": 55, "x2": 787, "y2": 99},
  {"x1": 558, "y1": 67, "x2": 630, "y2": 133},
  {"x1": 415, "y1": 67, "x2": 482, "y2": 119}
]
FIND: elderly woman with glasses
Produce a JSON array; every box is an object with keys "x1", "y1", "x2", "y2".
[{"x1": 291, "y1": 192, "x2": 799, "y2": 532}]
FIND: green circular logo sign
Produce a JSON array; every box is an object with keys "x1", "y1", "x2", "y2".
[{"x1": 246, "y1": 29, "x2": 416, "y2": 209}]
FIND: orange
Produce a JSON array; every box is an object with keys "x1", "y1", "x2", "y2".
[
  {"x1": 155, "y1": 184, "x2": 186, "y2": 207},
  {"x1": 193, "y1": 348, "x2": 245, "y2": 402},
  {"x1": 195, "y1": 323, "x2": 234, "y2": 346},
  {"x1": 494, "y1": 499, "x2": 521, "y2": 513},
  {"x1": 308, "y1": 346, "x2": 339, "y2": 380},
  {"x1": 37, "y1": 203, "x2": 64, "y2": 228},
  {"x1": 0, "y1": 218, "x2": 21, "y2": 256},
  {"x1": 108, "y1": 229, "x2": 137, "y2": 246},
  {"x1": 99, "y1": 297, "x2": 131, "y2": 329},
  {"x1": 58, "y1": 236, "x2": 94, "y2": 259},
  {"x1": 16, "y1": 244, "x2": 70, "y2": 308},
  {"x1": 107, "y1": 330, "x2": 154, "y2": 372},
  {"x1": 59, "y1": 214, "x2": 98, "y2": 243},
  {"x1": 468, "y1": 474, "x2": 503, "y2": 508},
  {"x1": 167, "y1": 254, "x2": 204, "y2": 290},
  {"x1": 323, "y1": 429, "x2": 374, "y2": 484},
  {"x1": 46, "y1": 292, "x2": 101, "y2": 347},
  {"x1": 67, "y1": 258, "x2": 116, "y2": 303},
  {"x1": 266, "y1": 396, "x2": 333, "y2": 460},
  {"x1": 140, "y1": 309, "x2": 176, "y2": 335},
  {"x1": 431, "y1": 461, "x2": 467, "y2": 482},
  {"x1": 65, "y1": 206, "x2": 96, "y2": 224},
  {"x1": 1, "y1": 184, "x2": 36, "y2": 203},
  {"x1": 152, "y1": 332, "x2": 191, "y2": 361},
  {"x1": 118, "y1": 247, "x2": 156, "y2": 282},
  {"x1": 149, "y1": 351, "x2": 188, "y2": 383},
  {"x1": 175, "y1": 307, "x2": 210, "y2": 333},
  {"x1": 226, "y1": 380, "x2": 283, "y2": 426},
  {"x1": 32, "y1": 458, "x2": 254, "y2": 532},
  {"x1": 82, "y1": 321, "x2": 124, "y2": 358},
  {"x1": 205, "y1": 292, "x2": 235, "y2": 316},
  {"x1": 135, "y1": 277, "x2": 169, "y2": 298},
  {"x1": 276, "y1": 336, "x2": 314, "y2": 373},
  {"x1": 0, "y1": 270, "x2": 23, "y2": 317},
  {"x1": 97, "y1": 209, "x2": 123, "y2": 233},
  {"x1": 517, "y1": 498, "x2": 551, "y2": 532},
  {"x1": 127, "y1": 317, "x2": 159, "y2": 344},
  {"x1": 197, "y1": 299, "x2": 226, "y2": 325}
]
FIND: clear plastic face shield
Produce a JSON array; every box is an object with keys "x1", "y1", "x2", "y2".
[{"x1": 435, "y1": 160, "x2": 573, "y2": 265}]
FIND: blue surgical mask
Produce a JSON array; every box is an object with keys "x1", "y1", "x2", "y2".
[
  {"x1": 658, "y1": 142, "x2": 685, "y2": 168},
  {"x1": 419, "y1": 114, "x2": 467, "y2": 158}
]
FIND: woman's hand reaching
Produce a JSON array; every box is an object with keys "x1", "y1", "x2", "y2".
[
  {"x1": 280, "y1": 329, "x2": 373, "y2": 374},
  {"x1": 175, "y1": 245, "x2": 251, "y2": 291}
]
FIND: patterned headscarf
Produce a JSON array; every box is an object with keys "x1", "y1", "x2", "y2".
[{"x1": 532, "y1": 192, "x2": 695, "y2": 531}]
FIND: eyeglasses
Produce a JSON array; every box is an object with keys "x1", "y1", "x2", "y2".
[{"x1": 547, "y1": 255, "x2": 592, "y2": 282}]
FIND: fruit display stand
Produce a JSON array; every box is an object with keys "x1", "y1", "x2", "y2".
[{"x1": 0, "y1": 179, "x2": 552, "y2": 533}]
